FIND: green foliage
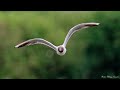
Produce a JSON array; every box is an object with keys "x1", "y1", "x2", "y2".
[{"x1": 0, "y1": 11, "x2": 120, "y2": 79}]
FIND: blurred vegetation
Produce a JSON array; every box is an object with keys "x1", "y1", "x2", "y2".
[{"x1": 0, "y1": 11, "x2": 120, "y2": 79}]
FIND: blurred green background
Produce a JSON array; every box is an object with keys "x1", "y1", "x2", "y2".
[{"x1": 0, "y1": 11, "x2": 120, "y2": 79}]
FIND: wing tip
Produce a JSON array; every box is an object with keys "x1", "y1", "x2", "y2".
[
  {"x1": 96, "y1": 23, "x2": 100, "y2": 26},
  {"x1": 15, "y1": 45, "x2": 19, "y2": 48},
  {"x1": 15, "y1": 41, "x2": 30, "y2": 48},
  {"x1": 84, "y1": 22, "x2": 100, "y2": 27},
  {"x1": 92, "y1": 22, "x2": 100, "y2": 26}
]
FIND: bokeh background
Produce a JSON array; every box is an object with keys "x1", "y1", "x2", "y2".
[{"x1": 0, "y1": 11, "x2": 120, "y2": 79}]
